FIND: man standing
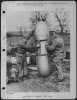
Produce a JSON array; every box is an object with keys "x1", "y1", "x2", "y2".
[
  {"x1": 45, "y1": 31, "x2": 65, "y2": 82},
  {"x1": 16, "y1": 38, "x2": 28, "y2": 80},
  {"x1": 12, "y1": 30, "x2": 36, "y2": 81}
]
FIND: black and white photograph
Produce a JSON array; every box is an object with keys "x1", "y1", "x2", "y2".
[{"x1": 1, "y1": 1, "x2": 76, "y2": 99}]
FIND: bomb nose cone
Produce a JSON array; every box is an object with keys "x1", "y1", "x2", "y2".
[{"x1": 35, "y1": 21, "x2": 49, "y2": 40}]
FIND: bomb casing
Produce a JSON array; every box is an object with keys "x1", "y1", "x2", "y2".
[{"x1": 35, "y1": 21, "x2": 51, "y2": 77}]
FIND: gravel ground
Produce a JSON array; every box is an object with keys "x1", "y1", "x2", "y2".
[{"x1": 6, "y1": 60, "x2": 70, "y2": 92}]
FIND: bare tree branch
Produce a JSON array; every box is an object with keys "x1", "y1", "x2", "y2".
[
  {"x1": 30, "y1": 11, "x2": 48, "y2": 28},
  {"x1": 18, "y1": 26, "x2": 23, "y2": 36},
  {"x1": 55, "y1": 11, "x2": 69, "y2": 34}
]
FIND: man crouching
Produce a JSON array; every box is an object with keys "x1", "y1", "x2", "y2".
[{"x1": 7, "y1": 37, "x2": 30, "y2": 83}]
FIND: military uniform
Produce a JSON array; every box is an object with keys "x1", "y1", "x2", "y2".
[
  {"x1": 16, "y1": 40, "x2": 28, "y2": 79},
  {"x1": 16, "y1": 31, "x2": 36, "y2": 79},
  {"x1": 46, "y1": 36, "x2": 65, "y2": 80}
]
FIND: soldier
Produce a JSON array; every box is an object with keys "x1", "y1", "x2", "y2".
[
  {"x1": 11, "y1": 29, "x2": 36, "y2": 81},
  {"x1": 16, "y1": 37, "x2": 28, "y2": 80},
  {"x1": 45, "y1": 31, "x2": 65, "y2": 82}
]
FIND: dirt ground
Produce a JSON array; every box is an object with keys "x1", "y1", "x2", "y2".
[{"x1": 7, "y1": 60, "x2": 70, "y2": 92}]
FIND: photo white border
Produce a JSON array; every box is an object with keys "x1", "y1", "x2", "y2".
[{"x1": 1, "y1": 1, "x2": 76, "y2": 99}]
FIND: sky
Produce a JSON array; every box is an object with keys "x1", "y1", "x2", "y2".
[
  {"x1": 1, "y1": 1, "x2": 71, "y2": 33},
  {"x1": 6, "y1": 11, "x2": 32, "y2": 32},
  {"x1": 6, "y1": 10, "x2": 70, "y2": 32},
  {"x1": 6, "y1": 11, "x2": 55, "y2": 32}
]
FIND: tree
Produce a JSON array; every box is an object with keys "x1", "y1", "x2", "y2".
[
  {"x1": 18, "y1": 26, "x2": 23, "y2": 36},
  {"x1": 54, "y1": 10, "x2": 69, "y2": 34},
  {"x1": 30, "y1": 11, "x2": 48, "y2": 28}
]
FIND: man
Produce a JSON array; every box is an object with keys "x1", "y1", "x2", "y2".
[
  {"x1": 11, "y1": 30, "x2": 36, "y2": 81},
  {"x1": 45, "y1": 31, "x2": 65, "y2": 82},
  {"x1": 16, "y1": 38, "x2": 28, "y2": 80}
]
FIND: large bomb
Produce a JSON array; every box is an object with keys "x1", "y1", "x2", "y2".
[{"x1": 35, "y1": 21, "x2": 51, "y2": 77}]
